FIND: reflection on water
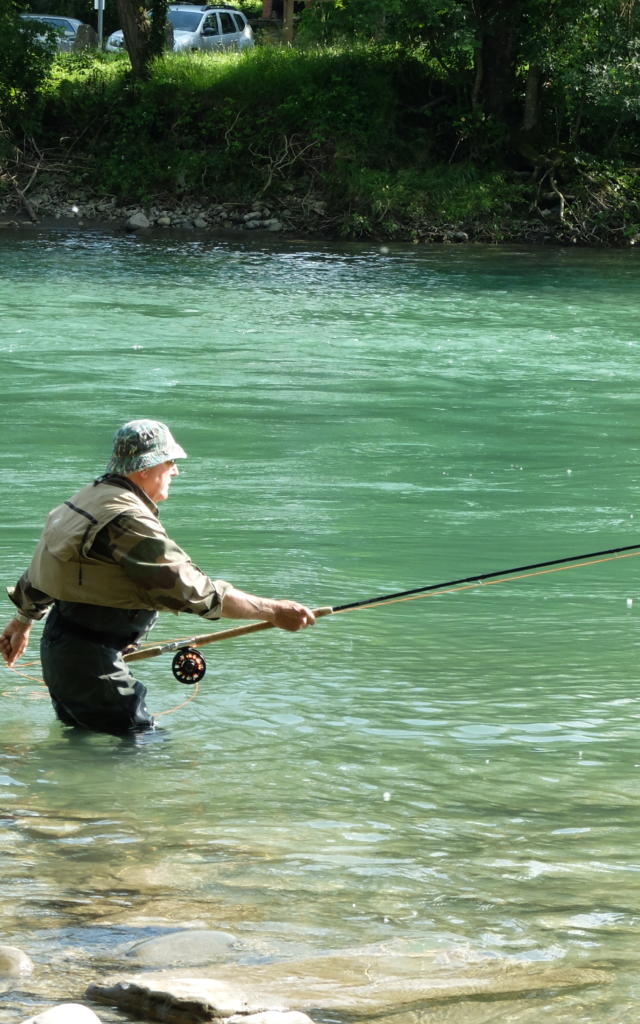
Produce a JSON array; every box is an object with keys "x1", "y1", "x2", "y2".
[{"x1": 1, "y1": 233, "x2": 639, "y2": 1022}]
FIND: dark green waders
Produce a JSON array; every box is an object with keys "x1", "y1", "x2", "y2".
[{"x1": 40, "y1": 602, "x2": 158, "y2": 735}]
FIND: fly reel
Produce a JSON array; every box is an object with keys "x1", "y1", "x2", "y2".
[{"x1": 172, "y1": 646, "x2": 207, "y2": 685}]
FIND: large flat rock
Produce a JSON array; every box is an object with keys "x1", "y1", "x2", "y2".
[{"x1": 87, "y1": 946, "x2": 611, "y2": 1022}]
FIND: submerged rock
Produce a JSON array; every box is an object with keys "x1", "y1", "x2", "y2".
[{"x1": 127, "y1": 928, "x2": 238, "y2": 967}]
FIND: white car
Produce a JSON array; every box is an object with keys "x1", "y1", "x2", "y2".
[
  {"x1": 20, "y1": 13, "x2": 96, "y2": 51},
  {"x1": 106, "y1": 4, "x2": 254, "y2": 53}
]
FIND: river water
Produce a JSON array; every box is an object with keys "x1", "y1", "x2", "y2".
[{"x1": 0, "y1": 231, "x2": 639, "y2": 1023}]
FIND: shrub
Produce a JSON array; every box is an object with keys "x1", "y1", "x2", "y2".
[{"x1": 0, "y1": 2, "x2": 57, "y2": 134}]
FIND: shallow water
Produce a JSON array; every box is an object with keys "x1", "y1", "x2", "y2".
[{"x1": 1, "y1": 232, "x2": 639, "y2": 1022}]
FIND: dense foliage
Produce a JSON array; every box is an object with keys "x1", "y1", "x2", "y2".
[
  {"x1": 1, "y1": 0, "x2": 639, "y2": 243},
  {"x1": 0, "y1": 0, "x2": 57, "y2": 133},
  {"x1": 297, "y1": 0, "x2": 640, "y2": 155}
]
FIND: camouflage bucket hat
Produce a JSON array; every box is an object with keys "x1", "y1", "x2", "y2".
[{"x1": 106, "y1": 419, "x2": 187, "y2": 475}]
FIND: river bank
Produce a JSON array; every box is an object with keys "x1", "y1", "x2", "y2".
[
  {"x1": 2, "y1": 176, "x2": 635, "y2": 247},
  {"x1": 3, "y1": 38, "x2": 639, "y2": 249}
]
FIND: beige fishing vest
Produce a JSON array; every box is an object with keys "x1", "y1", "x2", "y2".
[{"x1": 27, "y1": 480, "x2": 168, "y2": 609}]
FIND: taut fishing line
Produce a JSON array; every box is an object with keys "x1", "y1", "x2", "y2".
[{"x1": 125, "y1": 540, "x2": 640, "y2": 683}]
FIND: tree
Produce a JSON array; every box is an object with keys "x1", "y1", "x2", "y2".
[
  {"x1": 298, "y1": 0, "x2": 640, "y2": 162},
  {"x1": 470, "y1": 0, "x2": 526, "y2": 120},
  {"x1": 0, "y1": 0, "x2": 57, "y2": 221},
  {"x1": 116, "y1": 0, "x2": 169, "y2": 79}
]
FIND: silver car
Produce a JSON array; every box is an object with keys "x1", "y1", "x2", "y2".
[
  {"x1": 20, "y1": 13, "x2": 96, "y2": 51},
  {"x1": 106, "y1": 4, "x2": 254, "y2": 54}
]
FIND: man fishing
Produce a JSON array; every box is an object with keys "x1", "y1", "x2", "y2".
[{"x1": 0, "y1": 419, "x2": 315, "y2": 735}]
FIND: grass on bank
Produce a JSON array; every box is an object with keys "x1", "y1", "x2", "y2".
[{"x1": 12, "y1": 45, "x2": 640, "y2": 241}]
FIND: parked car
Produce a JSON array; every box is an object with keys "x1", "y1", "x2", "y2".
[
  {"x1": 20, "y1": 12, "x2": 96, "y2": 51},
  {"x1": 106, "y1": 4, "x2": 254, "y2": 54}
]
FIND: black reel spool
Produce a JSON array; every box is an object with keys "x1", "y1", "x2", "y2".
[{"x1": 172, "y1": 646, "x2": 207, "y2": 685}]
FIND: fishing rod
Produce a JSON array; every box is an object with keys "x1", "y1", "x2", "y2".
[{"x1": 124, "y1": 539, "x2": 640, "y2": 684}]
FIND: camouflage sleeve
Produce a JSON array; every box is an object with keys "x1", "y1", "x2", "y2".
[
  {"x1": 92, "y1": 512, "x2": 231, "y2": 619},
  {"x1": 7, "y1": 573, "x2": 53, "y2": 621}
]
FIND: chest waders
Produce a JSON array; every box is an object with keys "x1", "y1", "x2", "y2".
[{"x1": 41, "y1": 602, "x2": 158, "y2": 735}]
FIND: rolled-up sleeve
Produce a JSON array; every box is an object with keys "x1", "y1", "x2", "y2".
[
  {"x1": 7, "y1": 575, "x2": 53, "y2": 621},
  {"x1": 95, "y1": 513, "x2": 232, "y2": 619}
]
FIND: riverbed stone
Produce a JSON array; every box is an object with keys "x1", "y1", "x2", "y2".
[
  {"x1": 86, "y1": 946, "x2": 612, "y2": 1023},
  {"x1": 0, "y1": 944, "x2": 33, "y2": 976},
  {"x1": 86, "y1": 977, "x2": 255, "y2": 1021},
  {"x1": 126, "y1": 211, "x2": 151, "y2": 230},
  {"x1": 20, "y1": 1004, "x2": 102, "y2": 1024},
  {"x1": 127, "y1": 928, "x2": 238, "y2": 967}
]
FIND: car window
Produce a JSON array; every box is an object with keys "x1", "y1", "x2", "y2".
[
  {"x1": 219, "y1": 11, "x2": 236, "y2": 33},
  {"x1": 47, "y1": 18, "x2": 75, "y2": 32},
  {"x1": 21, "y1": 15, "x2": 76, "y2": 36},
  {"x1": 25, "y1": 16, "x2": 61, "y2": 28},
  {"x1": 167, "y1": 10, "x2": 202, "y2": 30},
  {"x1": 231, "y1": 12, "x2": 245, "y2": 31},
  {"x1": 203, "y1": 12, "x2": 220, "y2": 32}
]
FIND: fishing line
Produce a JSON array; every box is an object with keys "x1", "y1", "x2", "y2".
[
  {"x1": 331, "y1": 543, "x2": 640, "y2": 612},
  {"x1": 153, "y1": 680, "x2": 201, "y2": 718},
  {"x1": 124, "y1": 540, "x2": 640, "y2": 671},
  {"x1": 0, "y1": 659, "x2": 49, "y2": 699}
]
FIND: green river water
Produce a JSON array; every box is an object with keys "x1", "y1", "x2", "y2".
[{"x1": 0, "y1": 231, "x2": 639, "y2": 1023}]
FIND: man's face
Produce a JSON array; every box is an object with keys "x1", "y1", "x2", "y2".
[{"x1": 142, "y1": 459, "x2": 179, "y2": 503}]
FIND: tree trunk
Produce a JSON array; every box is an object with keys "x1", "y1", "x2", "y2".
[
  {"x1": 282, "y1": 0, "x2": 294, "y2": 43},
  {"x1": 522, "y1": 64, "x2": 541, "y2": 133},
  {"x1": 471, "y1": 0, "x2": 525, "y2": 122},
  {"x1": 150, "y1": 0, "x2": 170, "y2": 60},
  {"x1": 116, "y1": 0, "x2": 153, "y2": 79}
]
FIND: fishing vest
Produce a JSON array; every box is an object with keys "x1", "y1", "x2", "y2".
[{"x1": 27, "y1": 480, "x2": 170, "y2": 610}]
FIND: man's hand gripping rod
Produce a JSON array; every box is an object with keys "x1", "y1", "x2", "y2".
[{"x1": 123, "y1": 606, "x2": 335, "y2": 664}]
